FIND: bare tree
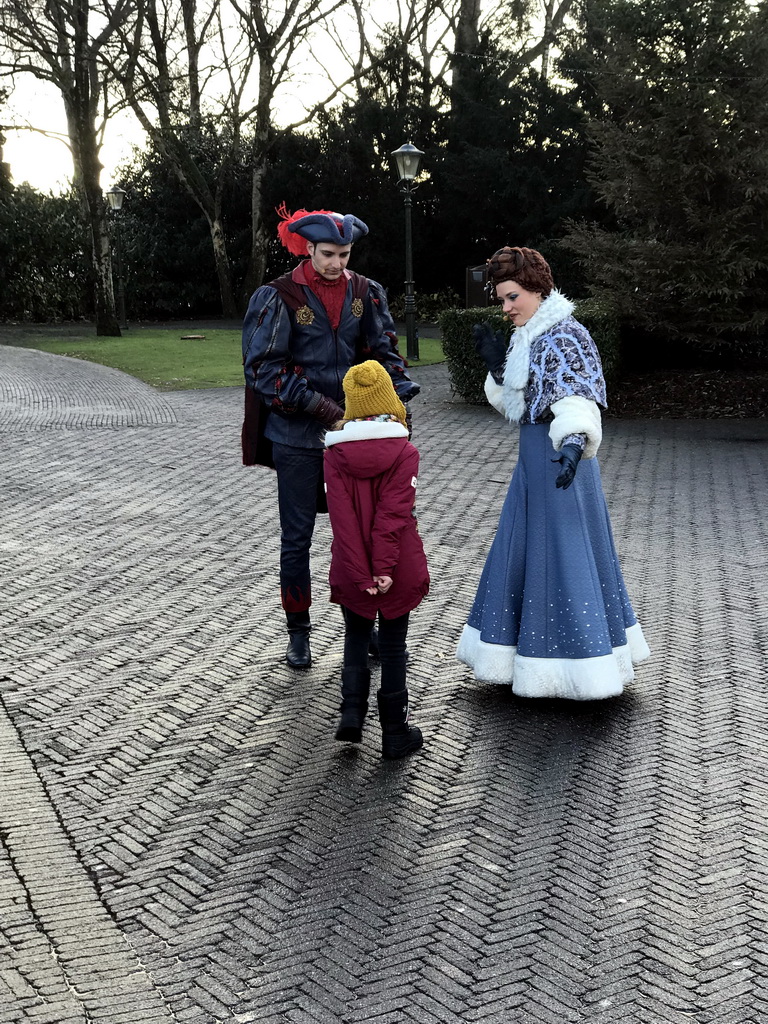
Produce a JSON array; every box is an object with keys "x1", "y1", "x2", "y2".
[
  {"x1": 106, "y1": 0, "x2": 246, "y2": 314},
  {"x1": 443, "y1": 0, "x2": 578, "y2": 111},
  {"x1": 105, "y1": 0, "x2": 375, "y2": 313},
  {"x1": 0, "y1": 0, "x2": 137, "y2": 335},
  {"x1": 227, "y1": 0, "x2": 372, "y2": 300}
]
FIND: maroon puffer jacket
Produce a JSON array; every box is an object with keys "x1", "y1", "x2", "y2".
[{"x1": 324, "y1": 420, "x2": 430, "y2": 619}]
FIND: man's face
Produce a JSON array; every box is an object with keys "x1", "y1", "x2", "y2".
[{"x1": 307, "y1": 241, "x2": 351, "y2": 280}]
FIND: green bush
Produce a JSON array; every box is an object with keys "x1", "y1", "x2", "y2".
[
  {"x1": 0, "y1": 185, "x2": 90, "y2": 321},
  {"x1": 438, "y1": 299, "x2": 621, "y2": 405},
  {"x1": 574, "y1": 297, "x2": 621, "y2": 385},
  {"x1": 389, "y1": 289, "x2": 462, "y2": 323}
]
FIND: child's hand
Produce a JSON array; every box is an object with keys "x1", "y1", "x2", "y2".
[{"x1": 373, "y1": 575, "x2": 393, "y2": 593}]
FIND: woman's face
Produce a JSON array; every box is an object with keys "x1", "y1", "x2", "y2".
[{"x1": 495, "y1": 280, "x2": 542, "y2": 327}]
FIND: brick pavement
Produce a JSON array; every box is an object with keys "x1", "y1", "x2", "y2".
[{"x1": 1, "y1": 343, "x2": 767, "y2": 1023}]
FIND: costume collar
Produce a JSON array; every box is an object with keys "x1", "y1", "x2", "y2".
[
  {"x1": 501, "y1": 289, "x2": 575, "y2": 423},
  {"x1": 293, "y1": 260, "x2": 350, "y2": 289},
  {"x1": 511, "y1": 289, "x2": 574, "y2": 345}
]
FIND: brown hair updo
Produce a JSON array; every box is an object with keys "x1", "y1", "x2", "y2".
[{"x1": 487, "y1": 246, "x2": 554, "y2": 297}]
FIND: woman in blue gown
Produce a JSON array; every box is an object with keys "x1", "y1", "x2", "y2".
[{"x1": 456, "y1": 246, "x2": 650, "y2": 700}]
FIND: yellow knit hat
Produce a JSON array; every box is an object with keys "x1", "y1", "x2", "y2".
[{"x1": 342, "y1": 360, "x2": 407, "y2": 424}]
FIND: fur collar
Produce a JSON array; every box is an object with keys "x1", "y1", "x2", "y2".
[
  {"x1": 502, "y1": 289, "x2": 575, "y2": 422},
  {"x1": 325, "y1": 420, "x2": 409, "y2": 447}
]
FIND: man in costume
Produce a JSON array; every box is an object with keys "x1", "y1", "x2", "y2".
[{"x1": 242, "y1": 205, "x2": 420, "y2": 668}]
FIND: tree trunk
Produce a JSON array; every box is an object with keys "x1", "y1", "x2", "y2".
[
  {"x1": 208, "y1": 214, "x2": 238, "y2": 317},
  {"x1": 450, "y1": 0, "x2": 482, "y2": 114},
  {"x1": 67, "y1": 0, "x2": 120, "y2": 336},
  {"x1": 244, "y1": 66, "x2": 273, "y2": 302},
  {"x1": 65, "y1": 109, "x2": 120, "y2": 336},
  {"x1": 244, "y1": 143, "x2": 269, "y2": 302},
  {"x1": 89, "y1": 188, "x2": 121, "y2": 337}
]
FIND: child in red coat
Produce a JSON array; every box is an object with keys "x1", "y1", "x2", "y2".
[{"x1": 324, "y1": 360, "x2": 429, "y2": 758}]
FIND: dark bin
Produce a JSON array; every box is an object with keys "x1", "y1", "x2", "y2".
[{"x1": 466, "y1": 265, "x2": 489, "y2": 307}]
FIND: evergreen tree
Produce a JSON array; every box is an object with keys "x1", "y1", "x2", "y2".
[
  {"x1": 563, "y1": 0, "x2": 768, "y2": 349},
  {"x1": 115, "y1": 124, "x2": 251, "y2": 319}
]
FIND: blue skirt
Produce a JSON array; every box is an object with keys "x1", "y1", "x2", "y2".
[{"x1": 456, "y1": 423, "x2": 650, "y2": 699}]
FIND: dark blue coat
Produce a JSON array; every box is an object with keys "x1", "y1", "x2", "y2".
[{"x1": 242, "y1": 263, "x2": 419, "y2": 453}]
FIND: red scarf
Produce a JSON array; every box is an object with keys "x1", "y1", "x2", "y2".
[{"x1": 301, "y1": 260, "x2": 348, "y2": 330}]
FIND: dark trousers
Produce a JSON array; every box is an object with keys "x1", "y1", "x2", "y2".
[
  {"x1": 344, "y1": 608, "x2": 410, "y2": 694},
  {"x1": 272, "y1": 443, "x2": 324, "y2": 613}
]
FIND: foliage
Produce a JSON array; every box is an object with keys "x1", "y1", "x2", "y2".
[
  {"x1": 571, "y1": 297, "x2": 621, "y2": 384},
  {"x1": 114, "y1": 124, "x2": 252, "y2": 319},
  {"x1": 439, "y1": 299, "x2": 621, "y2": 404},
  {"x1": 438, "y1": 306, "x2": 511, "y2": 404},
  {"x1": 0, "y1": 185, "x2": 89, "y2": 321},
  {"x1": 387, "y1": 290, "x2": 462, "y2": 323},
  {"x1": 561, "y1": 0, "x2": 768, "y2": 350},
  {"x1": 426, "y1": 30, "x2": 600, "y2": 295}
]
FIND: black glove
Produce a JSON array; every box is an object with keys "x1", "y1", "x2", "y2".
[
  {"x1": 552, "y1": 443, "x2": 583, "y2": 490},
  {"x1": 311, "y1": 393, "x2": 345, "y2": 427},
  {"x1": 472, "y1": 323, "x2": 507, "y2": 384}
]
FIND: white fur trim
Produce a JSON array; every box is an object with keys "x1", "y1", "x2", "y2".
[
  {"x1": 626, "y1": 621, "x2": 651, "y2": 664},
  {"x1": 325, "y1": 420, "x2": 408, "y2": 447},
  {"x1": 549, "y1": 396, "x2": 603, "y2": 459},
  {"x1": 456, "y1": 620, "x2": 650, "y2": 701},
  {"x1": 502, "y1": 290, "x2": 575, "y2": 423},
  {"x1": 484, "y1": 373, "x2": 506, "y2": 415}
]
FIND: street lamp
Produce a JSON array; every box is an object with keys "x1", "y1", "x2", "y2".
[
  {"x1": 106, "y1": 186, "x2": 127, "y2": 329},
  {"x1": 391, "y1": 143, "x2": 424, "y2": 361}
]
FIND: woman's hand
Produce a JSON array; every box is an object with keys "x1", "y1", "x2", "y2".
[
  {"x1": 472, "y1": 323, "x2": 507, "y2": 383},
  {"x1": 552, "y1": 443, "x2": 583, "y2": 490}
]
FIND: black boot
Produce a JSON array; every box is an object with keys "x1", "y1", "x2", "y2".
[
  {"x1": 285, "y1": 611, "x2": 311, "y2": 669},
  {"x1": 376, "y1": 689, "x2": 423, "y2": 759},
  {"x1": 335, "y1": 667, "x2": 371, "y2": 743}
]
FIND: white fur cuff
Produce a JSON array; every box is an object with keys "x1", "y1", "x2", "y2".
[
  {"x1": 549, "y1": 396, "x2": 603, "y2": 458},
  {"x1": 484, "y1": 374, "x2": 506, "y2": 416}
]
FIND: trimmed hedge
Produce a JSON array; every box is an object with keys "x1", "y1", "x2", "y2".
[{"x1": 438, "y1": 299, "x2": 622, "y2": 405}]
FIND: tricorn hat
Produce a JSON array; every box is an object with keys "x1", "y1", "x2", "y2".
[{"x1": 276, "y1": 202, "x2": 369, "y2": 256}]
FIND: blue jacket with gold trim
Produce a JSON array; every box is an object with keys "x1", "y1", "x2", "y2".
[{"x1": 242, "y1": 262, "x2": 419, "y2": 451}]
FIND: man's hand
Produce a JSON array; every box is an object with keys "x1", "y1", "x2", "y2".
[
  {"x1": 472, "y1": 323, "x2": 507, "y2": 384},
  {"x1": 312, "y1": 394, "x2": 345, "y2": 427},
  {"x1": 552, "y1": 443, "x2": 583, "y2": 490},
  {"x1": 373, "y1": 575, "x2": 393, "y2": 593}
]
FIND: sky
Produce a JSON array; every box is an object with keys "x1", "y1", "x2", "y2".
[
  {"x1": 3, "y1": 77, "x2": 137, "y2": 193},
  {"x1": 3, "y1": 72, "x2": 308, "y2": 195},
  {"x1": 1, "y1": 1, "x2": 419, "y2": 194}
]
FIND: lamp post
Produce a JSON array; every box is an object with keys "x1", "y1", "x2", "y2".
[
  {"x1": 391, "y1": 143, "x2": 424, "y2": 361},
  {"x1": 106, "y1": 186, "x2": 127, "y2": 329}
]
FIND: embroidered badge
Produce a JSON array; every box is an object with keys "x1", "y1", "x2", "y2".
[
  {"x1": 351, "y1": 297, "x2": 364, "y2": 318},
  {"x1": 296, "y1": 305, "x2": 314, "y2": 325}
]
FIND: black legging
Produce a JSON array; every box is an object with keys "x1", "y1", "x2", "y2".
[{"x1": 343, "y1": 608, "x2": 410, "y2": 693}]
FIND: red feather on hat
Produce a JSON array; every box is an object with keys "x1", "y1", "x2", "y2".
[{"x1": 276, "y1": 202, "x2": 338, "y2": 256}]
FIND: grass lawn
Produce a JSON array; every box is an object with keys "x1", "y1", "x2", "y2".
[{"x1": 9, "y1": 327, "x2": 444, "y2": 391}]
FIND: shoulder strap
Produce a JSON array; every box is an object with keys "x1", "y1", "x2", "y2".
[
  {"x1": 347, "y1": 271, "x2": 370, "y2": 301},
  {"x1": 268, "y1": 272, "x2": 306, "y2": 312}
]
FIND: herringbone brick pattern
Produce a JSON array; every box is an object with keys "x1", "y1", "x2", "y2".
[{"x1": 1, "y1": 345, "x2": 767, "y2": 1022}]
